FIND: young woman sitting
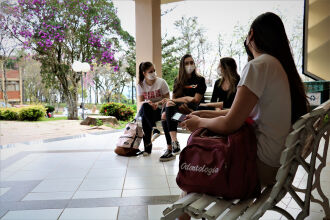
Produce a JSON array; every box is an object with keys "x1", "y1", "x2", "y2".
[
  {"x1": 199, "y1": 57, "x2": 240, "y2": 110},
  {"x1": 160, "y1": 54, "x2": 206, "y2": 162},
  {"x1": 136, "y1": 62, "x2": 170, "y2": 155},
  {"x1": 179, "y1": 12, "x2": 309, "y2": 220}
]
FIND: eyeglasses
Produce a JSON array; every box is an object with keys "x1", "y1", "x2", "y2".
[{"x1": 184, "y1": 61, "x2": 194, "y2": 65}]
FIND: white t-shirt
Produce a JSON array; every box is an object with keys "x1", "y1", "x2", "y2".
[
  {"x1": 136, "y1": 77, "x2": 170, "y2": 103},
  {"x1": 238, "y1": 54, "x2": 292, "y2": 167}
]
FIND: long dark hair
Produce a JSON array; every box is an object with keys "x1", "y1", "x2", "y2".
[
  {"x1": 218, "y1": 57, "x2": 240, "y2": 98},
  {"x1": 250, "y1": 12, "x2": 309, "y2": 124},
  {"x1": 138, "y1": 61, "x2": 153, "y2": 86},
  {"x1": 173, "y1": 54, "x2": 199, "y2": 97}
]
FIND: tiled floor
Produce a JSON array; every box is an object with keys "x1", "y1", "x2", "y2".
[{"x1": 0, "y1": 130, "x2": 329, "y2": 220}]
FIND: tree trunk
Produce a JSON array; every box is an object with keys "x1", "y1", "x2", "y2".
[
  {"x1": 65, "y1": 88, "x2": 78, "y2": 120},
  {"x1": 95, "y1": 87, "x2": 98, "y2": 104}
]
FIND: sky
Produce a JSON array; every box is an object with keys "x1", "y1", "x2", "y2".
[
  {"x1": 112, "y1": 0, "x2": 305, "y2": 99},
  {"x1": 113, "y1": 0, "x2": 304, "y2": 43}
]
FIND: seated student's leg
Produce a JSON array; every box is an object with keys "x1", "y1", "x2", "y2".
[
  {"x1": 160, "y1": 111, "x2": 175, "y2": 162},
  {"x1": 165, "y1": 101, "x2": 181, "y2": 155},
  {"x1": 139, "y1": 103, "x2": 155, "y2": 154}
]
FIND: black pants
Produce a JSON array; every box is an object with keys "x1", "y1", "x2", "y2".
[
  {"x1": 138, "y1": 103, "x2": 161, "y2": 147},
  {"x1": 162, "y1": 102, "x2": 199, "y2": 146}
]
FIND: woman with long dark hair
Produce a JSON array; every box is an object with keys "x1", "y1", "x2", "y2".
[
  {"x1": 181, "y1": 10, "x2": 308, "y2": 197},
  {"x1": 159, "y1": 54, "x2": 206, "y2": 162}
]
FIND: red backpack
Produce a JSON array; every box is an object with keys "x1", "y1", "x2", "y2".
[{"x1": 176, "y1": 123, "x2": 260, "y2": 199}]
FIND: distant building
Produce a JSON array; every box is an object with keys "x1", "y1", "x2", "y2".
[{"x1": 0, "y1": 68, "x2": 23, "y2": 105}]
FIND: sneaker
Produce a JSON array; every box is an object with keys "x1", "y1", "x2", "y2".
[
  {"x1": 151, "y1": 129, "x2": 161, "y2": 142},
  {"x1": 159, "y1": 149, "x2": 175, "y2": 162},
  {"x1": 172, "y1": 141, "x2": 181, "y2": 155},
  {"x1": 143, "y1": 144, "x2": 152, "y2": 156}
]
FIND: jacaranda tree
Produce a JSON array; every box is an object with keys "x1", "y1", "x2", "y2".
[{"x1": 0, "y1": 0, "x2": 134, "y2": 119}]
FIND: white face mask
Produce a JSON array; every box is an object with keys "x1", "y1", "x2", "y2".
[
  {"x1": 185, "y1": 65, "x2": 195, "y2": 75},
  {"x1": 217, "y1": 67, "x2": 222, "y2": 76},
  {"x1": 146, "y1": 72, "x2": 157, "y2": 80}
]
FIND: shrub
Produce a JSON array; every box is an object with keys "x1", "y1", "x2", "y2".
[
  {"x1": 45, "y1": 105, "x2": 55, "y2": 113},
  {"x1": 19, "y1": 105, "x2": 46, "y2": 121},
  {"x1": 0, "y1": 108, "x2": 19, "y2": 120},
  {"x1": 96, "y1": 118, "x2": 103, "y2": 126},
  {"x1": 100, "y1": 102, "x2": 135, "y2": 121}
]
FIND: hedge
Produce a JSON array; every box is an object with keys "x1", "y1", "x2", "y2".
[
  {"x1": 100, "y1": 102, "x2": 135, "y2": 121},
  {"x1": 0, "y1": 105, "x2": 46, "y2": 121}
]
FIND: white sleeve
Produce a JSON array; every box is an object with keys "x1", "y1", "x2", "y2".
[
  {"x1": 136, "y1": 84, "x2": 143, "y2": 96},
  {"x1": 160, "y1": 79, "x2": 170, "y2": 95},
  {"x1": 238, "y1": 61, "x2": 267, "y2": 98}
]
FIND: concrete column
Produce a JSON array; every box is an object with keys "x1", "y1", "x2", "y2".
[{"x1": 135, "y1": 0, "x2": 162, "y2": 79}]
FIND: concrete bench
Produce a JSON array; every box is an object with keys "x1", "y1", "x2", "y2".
[{"x1": 161, "y1": 99, "x2": 330, "y2": 220}]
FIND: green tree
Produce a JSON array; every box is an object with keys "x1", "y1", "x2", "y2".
[
  {"x1": 1, "y1": 0, "x2": 134, "y2": 119},
  {"x1": 162, "y1": 36, "x2": 180, "y2": 90}
]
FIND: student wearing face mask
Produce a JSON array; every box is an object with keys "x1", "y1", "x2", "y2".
[
  {"x1": 136, "y1": 62, "x2": 170, "y2": 155},
  {"x1": 178, "y1": 12, "x2": 309, "y2": 220},
  {"x1": 198, "y1": 57, "x2": 240, "y2": 111},
  {"x1": 159, "y1": 54, "x2": 206, "y2": 162}
]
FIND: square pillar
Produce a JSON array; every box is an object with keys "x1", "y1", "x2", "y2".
[{"x1": 135, "y1": 0, "x2": 162, "y2": 79}]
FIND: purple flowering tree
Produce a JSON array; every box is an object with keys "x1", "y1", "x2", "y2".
[{"x1": 0, "y1": 0, "x2": 134, "y2": 119}]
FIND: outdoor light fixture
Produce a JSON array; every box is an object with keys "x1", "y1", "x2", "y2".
[{"x1": 72, "y1": 61, "x2": 90, "y2": 119}]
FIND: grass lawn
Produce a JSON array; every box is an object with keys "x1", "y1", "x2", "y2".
[
  {"x1": 105, "y1": 120, "x2": 127, "y2": 129},
  {"x1": 36, "y1": 116, "x2": 68, "y2": 122}
]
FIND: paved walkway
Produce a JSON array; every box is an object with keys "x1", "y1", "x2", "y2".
[
  {"x1": 0, "y1": 131, "x2": 329, "y2": 219},
  {"x1": 0, "y1": 120, "x2": 114, "y2": 146}
]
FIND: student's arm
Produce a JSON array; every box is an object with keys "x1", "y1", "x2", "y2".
[
  {"x1": 182, "y1": 86, "x2": 258, "y2": 134},
  {"x1": 191, "y1": 109, "x2": 229, "y2": 118},
  {"x1": 137, "y1": 95, "x2": 145, "y2": 112},
  {"x1": 199, "y1": 102, "x2": 223, "y2": 109}
]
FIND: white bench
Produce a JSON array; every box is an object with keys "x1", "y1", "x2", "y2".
[{"x1": 161, "y1": 99, "x2": 330, "y2": 220}]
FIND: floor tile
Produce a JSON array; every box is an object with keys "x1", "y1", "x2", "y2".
[
  {"x1": 148, "y1": 204, "x2": 170, "y2": 220},
  {"x1": 164, "y1": 166, "x2": 179, "y2": 176},
  {"x1": 124, "y1": 176, "x2": 168, "y2": 190},
  {"x1": 0, "y1": 187, "x2": 10, "y2": 196},
  {"x1": 93, "y1": 160, "x2": 128, "y2": 169},
  {"x1": 86, "y1": 168, "x2": 126, "y2": 178},
  {"x1": 72, "y1": 190, "x2": 122, "y2": 199},
  {"x1": 32, "y1": 178, "x2": 83, "y2": 193},
  {"x1": 305, "y1": 211, "x2": 326, "y2": 219},
  {"x1": 79, "y1": 177, "x2": 125, "y2": 191},
  {"x1": 22, "y1": 192, "x2": 74, "y2": 201},
  {"x1": 170, "y1": 187, "x2": 182, "y2": 196},
  {"x1": 167, "y1": 176, "x2": 179, "y2": 188},
  {"x1": 122, "y1": 188, "x2": 170, "y2": 197},
  {"x1": 59, "y1": 207, "x2": 118, "y2": 220},
  {"x1": 4, "y1": 170, "x2": 50, "y2": 181},
  {"x1": 118, "y1": 206, "x2": 147, "y2": 220},
  {"x1": 259, "y1": 210, "x2": 282, "y2": 220},
  {"x1": 46, "y1": 168, "x2": 89, "y2": 179},
  {"x1": 1, "y1": 209, "x2": 62, "y2": 220},
  {"x1": 126, "y1": 167, "x2": 166, "y2": 177},
  {"x1": 128, "y1": 157, "x2": 164, "y2": 167}
]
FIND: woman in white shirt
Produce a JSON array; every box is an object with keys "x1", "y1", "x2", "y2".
[
  {"x1": 183, "y1": 11, "x2": 308, "y2": 188},
  {"x1": 179, "y1": 12, "x2": 309, "y2": 220},
  {"x1": 136, "y1": 62, "x2": 170, "y2": 155}
]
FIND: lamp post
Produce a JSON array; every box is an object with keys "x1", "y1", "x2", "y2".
[{"x1": 72, "y1": 61, "x2": 90, "y2": 119}]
